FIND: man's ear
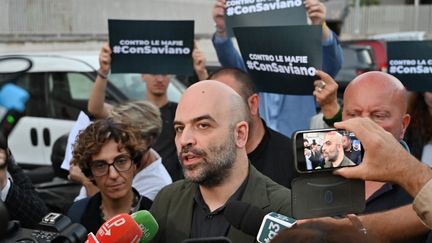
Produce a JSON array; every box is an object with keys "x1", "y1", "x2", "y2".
[
  {"x1": 234, "y1": 121, "x2": 249, "y2": 148},
  {"x1": 400, "y1": 114, "x2": 411, "y2": 140},
  {"x1": 247, "y1": 94, "x2": 260, "y2": 117}
]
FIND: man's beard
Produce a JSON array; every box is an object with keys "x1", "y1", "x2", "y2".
[
  {"x1": 179, "y1": 132, "x2": 237, "y2": 187},
  {"x1": 324, "y1": 151, "x2": 338, "y2": 163}
]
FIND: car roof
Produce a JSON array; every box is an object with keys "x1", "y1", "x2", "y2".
[{"x1": 0, "y1": 52, "x2": 100, "y2": 73}]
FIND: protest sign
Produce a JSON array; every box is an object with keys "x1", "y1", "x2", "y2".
[
  {"x1": 225, "y1": 0, "x2": 307, "y2": 36},
  {"x1": 109, "y1": 20, "x2": 194, "y2": 75},
  {"x1": 234, "y1": 25, "x2": 322, "y2": 95},
  {"x1": 387, "y1": 41, "x2": 432, "y2": 91}
]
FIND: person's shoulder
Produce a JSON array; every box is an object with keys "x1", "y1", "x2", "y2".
[
  {"x1": 343, "y1": 156, "x2": 356, "y2": 166},
  {"x1": 159, "y1": 102, "x2": 178, "y2": 118},
  {"x1": 155, "y1": 179, "x2": 192, "y2": 198},
  {"x1": 254, "y1": 170, "x2": 292, "y2": 215},
  {"x1": 150, "y1": 180, "x2": 194, "y2": 217},
  {"x1": 138, "y1": 195, "x2": 153, "y2": 210},
  {"x1": 163, "y1": 101, "x2": 178, "y2": 110},
  {"x1": 267, "y1": 126, "x2": 293, "y2": 152},
  {"x1": 268, "y1": 128, "x2": 292, "y2": 143},
  {"x1": 67, "y1": 197, "x2": 92, "y2": 222},
  {"x1": 251, "y1": 166, "x2": 291, "y2": 195}
]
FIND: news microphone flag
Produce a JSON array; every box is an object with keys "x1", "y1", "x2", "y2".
[
  {"x1": 224, "y1": 201, "x2": 296, "y2": 243},
  {"x1": 96, "y1": 213, "x2": 142, "y2": 243},
  {"x1": 256, "y1": 212, "x2": 296, "y2": 243},
  {"x1": 131, "y1": 210, "x2": 159, "y2": 243}
]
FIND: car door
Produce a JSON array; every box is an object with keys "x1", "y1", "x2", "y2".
[{"x1": 8, "y1": 72, "x2": 93, "y2": 167}]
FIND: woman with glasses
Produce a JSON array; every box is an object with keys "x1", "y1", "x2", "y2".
[
  {"x1": 69, "y1": 101, "x2": 172, "y2": 202},
  {"x1": 67, "y1": 118, "x2": 152, "y2": 233}
]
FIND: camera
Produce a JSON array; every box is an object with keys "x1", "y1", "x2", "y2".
[{"x1": 1, "y1": 212, "x2": 87, "y2": 243}]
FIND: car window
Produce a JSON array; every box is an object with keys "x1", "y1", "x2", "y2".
[
  {"x1": 0, "y1": 73, "x2": 50, "y2": 118},
  {"x1": 67, "y1": 73, "x2": 94, "y2": 100},
  {"x1": 48, "y1": 72, "x2": 92, "y2": 120},
  {"x1": 109, "y1": 73, "x2": 145, "y2": 100}
]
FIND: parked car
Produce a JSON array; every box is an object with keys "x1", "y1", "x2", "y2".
[
  {"x1": 334, "y1": 44, "x2": 379, "y2": 90},
  {"x1": 0, "y1": 53, "x2": 186, "y2": 169}
]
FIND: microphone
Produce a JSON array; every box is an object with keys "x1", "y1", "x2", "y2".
[
  {"x1": 95, "y1": 213, "x2": 142, "y2": 243},
  {"x1": 224, "y1": 201, "x2": 296, "y2": 243},
  {"x1": 130, "y1": 210, "x2": 159, "y2": 243}
]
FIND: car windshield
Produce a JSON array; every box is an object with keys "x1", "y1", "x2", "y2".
[{"x1": 107, "y1": 73, "x2": 186, "y2": 102}]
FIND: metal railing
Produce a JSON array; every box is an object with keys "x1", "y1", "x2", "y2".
[
  {"x1": 0, "y1": 0, "x2": 215, "y2": 40},
  {"x1": 0, "y1": 0, "x2": 431, "y2": 41},
  {"x1": 342, "y1": 4, "x2": 432, "y2": 39}
]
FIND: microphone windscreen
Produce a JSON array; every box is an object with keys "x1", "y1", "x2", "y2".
[
  {"x1": 95, "y1": 213, "x2": 142, "y2": 243},
  {"x1": 224, "y1": 201, "x2": 266, "y2": 236},
  {"x1": 131, "y1": 210, "x2": 159, "y2": 243}
]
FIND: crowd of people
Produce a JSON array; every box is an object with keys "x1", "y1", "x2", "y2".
[{"x1": 1, "y1": 0, "x2": 432, "y2": 242}]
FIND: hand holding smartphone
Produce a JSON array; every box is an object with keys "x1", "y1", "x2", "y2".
[{"x1": 291, "y1": 128, "x2": 365, "y2": 219}]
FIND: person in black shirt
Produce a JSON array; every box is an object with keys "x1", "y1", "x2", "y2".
[
  {"x1": 209, "y1": 68, "x2": 295, "y2": 188},
  {"x1": 342, "y1": 134, "x2": 362, "y2": 164}
]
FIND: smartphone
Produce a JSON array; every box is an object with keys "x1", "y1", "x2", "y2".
[{"x1": 293, "y1": 128, "x2": 363, "y2": 173}]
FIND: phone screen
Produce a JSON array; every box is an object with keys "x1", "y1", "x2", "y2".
[{"x1": 294, "y1": 129, "x2": 363, "y2": 173}]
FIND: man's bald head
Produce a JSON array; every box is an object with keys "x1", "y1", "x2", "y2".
[
  {"x1": 325, "y1": 131, "x2": 343, "y2": 144},
  {"x1": 343, "y1": 71, "x2": 410, "y2": 140},
  {"x1": 345, "y1": 71, "x2": 408, "y2": 113},
  {"x1": 177, "y1": 80, "x2": 250, "y2": 125}
]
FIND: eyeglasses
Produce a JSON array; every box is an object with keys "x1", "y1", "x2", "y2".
[{"x1": 89, "y1": 154, "x2": 133, "y2": 177}]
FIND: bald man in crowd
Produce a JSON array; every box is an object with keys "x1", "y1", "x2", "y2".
[
  {"x1": 150, "y1": 81, "x2": 291, "y2": 242},
  {"x1": 322, "y1": 131, "x2": 355, "y2": 168},
  {"x1": 307, "y1": 71, "x2": 431, "y2": 241},
  {"x1": 316, "y1": 71, "x2": 413, "y2": 213},
  {"x1": 302, "y1": 118, "x2": 432, "y2": 242},
  {"x1": 209, "y1": 67, "x2": 295, "y2": 188}
]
